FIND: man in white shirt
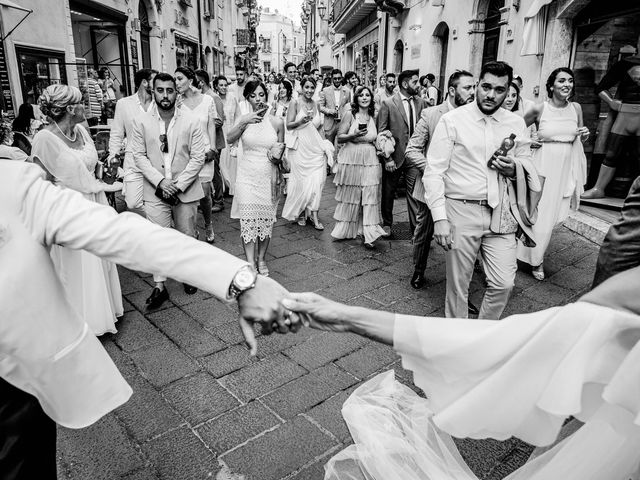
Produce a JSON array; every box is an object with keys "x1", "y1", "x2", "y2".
[
  {"x1": 374, "y1": 73, "x2": 396, "y2": 117},
  {"x1": 228, "y1": 66, "x2": 248, "y2": 102},
  {"x1": 424, "y1": 61, "x2": 533, "y2": 320},
  {"x1": 108, "y1": 68, "x2": 157, "y2": 211},
  {"x1": 424, "y1": 73, "x2": 440, "y2": 107},
  {"x1": 131, "y1": 73, "x2": 206, "y2": 308},
  {"x1": 0, "y1": 161, "x2": 300, "y2": 480},
  {"x1": 284, "y1": 62, "x2": 301, "y2": 99},
  {"x1": 319, "y1": 69, "x2": 350, "y2": 148}
]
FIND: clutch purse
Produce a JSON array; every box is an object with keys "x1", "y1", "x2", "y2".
[
  {"x1": 155, "y1": 185, "x2": 179, "y2": 206},
  {"x1": 268, "y1": 142, "x2": 286, "y2": 165}
]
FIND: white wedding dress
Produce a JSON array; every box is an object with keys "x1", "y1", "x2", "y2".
[
  {"x1": 326, "y1": 300, "x2": 640, "y2": 480},
  {"x1": 31, "y1": 127, "x2": 124, "y2": 335}
]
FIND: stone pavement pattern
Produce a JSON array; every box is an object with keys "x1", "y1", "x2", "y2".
[{"x1": 56, "y1": 182, "x2": 600, "y2": 480}]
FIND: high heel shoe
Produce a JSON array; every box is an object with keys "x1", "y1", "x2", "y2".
[
  {"x1": 297, "y1": 215, "x2": 307, "y2": 226},
  {"x1": 312, "y1": 218, "x2": 324, "y2": 230},
  {"x1": 532, "y1": 264, "x2": 545, "y2": 281},
  {"x1": 257, "y1": 261, "x2": 270, "y2": 276}
]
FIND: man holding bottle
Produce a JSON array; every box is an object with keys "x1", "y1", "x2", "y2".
[{"x1": 423, "y1": 61, "x2": 534, "y2": 320}]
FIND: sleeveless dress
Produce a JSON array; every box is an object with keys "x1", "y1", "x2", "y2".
[
  {"x1": 282, "y1": 105, "x2": 327, "y2": 219},
  {"x1": 181, "y1": 94, "x2": 216, "y2": 182},
  {"x1": 331, "y1": 114, "x2": 386, "y2": 244},
  {"x1": 231, "y1": 116, "x2": 279, "y2": 242},
  {"x1": 517, "y1": 102, "x2": 586, "y2": 266},
  {"x1": 220, "y1": 94, "x2": 239, "y2": 195},
  {"x1": 31, "y1": 127, "x2": 123, "y2": 335}
]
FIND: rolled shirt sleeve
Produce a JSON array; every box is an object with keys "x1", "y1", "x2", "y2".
[{"x1": 423, "y1": 118, "x2": 454, "y2": 222}]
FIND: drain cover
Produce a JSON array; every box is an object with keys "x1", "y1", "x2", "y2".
[{"x1": 390, "y1": 222, "x2": 413, "y2": 240}]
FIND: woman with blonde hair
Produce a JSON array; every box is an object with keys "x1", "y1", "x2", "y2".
[{"x1": 32, "y1": 84, "x2": 124, "y2": 335}]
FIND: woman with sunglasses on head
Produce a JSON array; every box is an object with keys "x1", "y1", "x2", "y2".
[
  {"x1": 228, "y1": 80, "x2": 285, "y2": 276},
  {"x1": 175, "y1": 66, "x2": 218, "y2": 243},
  {"x1": 32, "y1": 84, "x2": 123, "y2": 335},
  {"x1": 517, "y1": 67, "x2": 589, "y2": 281}
]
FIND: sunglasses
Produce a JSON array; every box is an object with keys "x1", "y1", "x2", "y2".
[{"x1": 159, "y1": 134, "x2": 168, "y2": 153}]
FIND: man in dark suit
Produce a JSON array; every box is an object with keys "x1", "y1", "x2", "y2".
[{"x1": 377, "y1": 69, "x2": 425, "y2": 236}]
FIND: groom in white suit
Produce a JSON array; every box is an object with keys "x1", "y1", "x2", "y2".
[
  {"x1": 0, "y1": 161, "x2": 298, "y2": 480},
  {"x1": 132, "y1": 72, "x2": 206, "y2": 308}
]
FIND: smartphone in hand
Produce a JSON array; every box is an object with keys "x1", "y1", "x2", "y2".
[{"x1": 358, "y1": 123, "x2": 367, "y2": 131}]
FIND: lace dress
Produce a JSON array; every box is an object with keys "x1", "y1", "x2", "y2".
[
  {"x1": 282, "y1": 106, "x2": 327, "y2": 219},
  {"x1": 331, "y1": 114, "x2": 386, "y2": 244},
  {"x1": 230, "y1": 117, "x2": 279, "y2": 242},
  {"x1": 31, "y1": 127, "x2": 123, "y2": 335}
]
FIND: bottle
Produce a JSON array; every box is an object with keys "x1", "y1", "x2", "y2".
[{"x1": 487, "y1": 133, "x2": 516, "y2": 168}]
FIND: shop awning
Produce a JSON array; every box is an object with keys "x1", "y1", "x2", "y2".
[
  {"x1": 521, "y1": 0, "x2": 553, "y2": 56},
  {"x1": 0, "y1": 0, "x2": 33, "y2": 41}
]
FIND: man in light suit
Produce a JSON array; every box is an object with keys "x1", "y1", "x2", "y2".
[
  {"x1": 131, "y1": 72, "x2": 206, "y2": 308},
  {"x1": 319, "y1": 68, "x2": 351, "y2": 147},
  {"x1": 108, "y1": 68, "x2": 158, "y2": 211},
  {"x1": 405, "y1": 70, "x2": 475, "y2": 290},
  {"x1": 377, "y1": 69, "x2": 426, "y2": 236},
  {"x1": 0, "y1": 161, "x2": 299, "y2": 480}
]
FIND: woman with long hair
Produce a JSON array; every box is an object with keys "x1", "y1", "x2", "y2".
[
  {"x1": 11, "y1": 103, "x2": 41, "y2": 155},
  {"x1": 283, "y1": 76, "x2": 328, "y2": 229},
  {"x1": 227, "y1": 80, "x2": 285, "y2": 276},
  {"x1": 267, "y1": 72, "x2": 279, "y2": 102},
  {"x1": 32, "y1": 84, "x2": 123, "y2": 335},
  {"x1": 502, "y1": 81, "x2": 522, "y2": 113},
  {"x1": 331, "y1": 85, "x2": 386, "y2": 248},
  {"x1": 517, "y1": 67, "x2": 589, "y2": 280},
  {"x1": 272, "y1": 79, "x2": 292, "y2": 118},
  {"x1": 175, "y1": 66, "x2": 218, "y2": 243}
]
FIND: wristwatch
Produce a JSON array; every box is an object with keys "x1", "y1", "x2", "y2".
[{"x1": 228, "y1": 265, "x2": 258, "y2": 300}]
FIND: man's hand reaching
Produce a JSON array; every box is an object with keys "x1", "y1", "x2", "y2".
[{"x1": 237, "y1": 276, "x2": 304, "y2": 355}]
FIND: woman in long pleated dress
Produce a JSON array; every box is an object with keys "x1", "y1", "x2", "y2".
[
  {"x1": 517, "y1": 67, "x2": 589, "y2": 280},
  {"x1": 282, "y1": 76, "x2": 327, "y2": 229},
  {"x1": 331, "y1": 86, "x2": 386, "y2": 248}
]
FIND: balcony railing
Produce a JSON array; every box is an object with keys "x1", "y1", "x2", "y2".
[{"x1": 332, "y1": 0, "x2": 351, "y2": 22}]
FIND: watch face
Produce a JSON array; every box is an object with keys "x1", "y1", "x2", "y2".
[{"x1": 235, "y1": 269, "x2": 256, "y2": 289}]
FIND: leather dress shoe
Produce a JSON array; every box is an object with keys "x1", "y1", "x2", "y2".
[
  {"x1": 410, "y1": 270, "x2": 427, "y2": 289},
  {"x1": 146, "y1": 287, "x2": 169, "y2": 310},
  {"x1": 467, "y1": 301, "x2": 479, "y2": 315},
  {"x1": 183, "y1": 283, "x2": 197, "y2": 294}
]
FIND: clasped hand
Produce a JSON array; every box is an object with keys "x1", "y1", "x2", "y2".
[{"x1": 158, "y1": 178, "x2": 179, "y2": 198}]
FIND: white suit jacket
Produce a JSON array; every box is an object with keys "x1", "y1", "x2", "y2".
[
  {"x1": 108, "y1": 93, "x2": 150, "y2": 173},
  {"x1": 0, "y1": 162, "x2": 247, "y2": 428},
  {"x1": 131, "y1": 107, "x2": 206, "y2": 204}
]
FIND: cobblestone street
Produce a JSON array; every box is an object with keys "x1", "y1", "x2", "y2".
[{"x1": 56, "y1": 182, "x2": 601, "y2": 480}]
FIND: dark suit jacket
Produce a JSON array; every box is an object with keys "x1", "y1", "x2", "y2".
[{"x1": 376, "y1": 92, "x2": 425, "y2": 167}]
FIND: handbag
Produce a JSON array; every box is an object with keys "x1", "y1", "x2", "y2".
[{"x1": 491, "y1": 175, "x2": 519, "y2": 235}]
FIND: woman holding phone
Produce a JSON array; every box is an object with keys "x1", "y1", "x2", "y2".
[
  {"x1": 331, "y1": 86, "x2": 386, "y2": 248},
  {"x1": 282, "y1": 76, "x2": 327, "y2": 229},
  {"x1": 227, "y1": 80, "x2": 285, "y2": 276}
]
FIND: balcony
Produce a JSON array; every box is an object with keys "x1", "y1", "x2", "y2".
[{"x1": 332, "y1": 0, "x2": 377, "y2": 34}]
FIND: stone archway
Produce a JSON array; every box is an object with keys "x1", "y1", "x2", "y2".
[
  {"x1": 393, "y1": 39, "x2": 404, "y2": 73},
  {"x1": 135, "y1": 0, "x2": 161, "y2": 70},
  {"x1": 432, "y1": 22, "x2": 450, "y2": 92}
]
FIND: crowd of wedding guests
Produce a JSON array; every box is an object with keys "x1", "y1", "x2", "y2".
[{"x1": 0, "y1": 57, "x2": 601, "y2": 335}]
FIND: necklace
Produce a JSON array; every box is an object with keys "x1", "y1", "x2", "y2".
[{"x1": 54, "y1": 121, "x2": 76, "y2": 142}]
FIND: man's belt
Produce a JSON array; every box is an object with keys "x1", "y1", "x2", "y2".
[
  {"x1": 447, "y1": 198, "x2": 489, "y2": 206},
  {"x1": 620, "y1": 103, "x2": 640, "y2": 113}
]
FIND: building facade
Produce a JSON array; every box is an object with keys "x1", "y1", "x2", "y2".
[
  {"x1": 300, "y1": 0, "x2": 332, "y2": 73},
  {"x1": 257, "y1": 8, "x2": 304, "y2": 75},
  {"x1": 0, "y1": 0, "x2": 257, "y2": 115}
]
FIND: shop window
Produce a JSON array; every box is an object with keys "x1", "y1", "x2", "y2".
[
  {"x1": 481, "y1": 0, "x2": 504, "y2": 65},
  {"x1": 139, "y1": 0, "x2": 152, "y2": 69},
  {"x1": 175, "y1": 36, "x2": 198, "y2": 70},
  {"x1": 16, "y1": 47, "x2": 67, "y2": 105}
]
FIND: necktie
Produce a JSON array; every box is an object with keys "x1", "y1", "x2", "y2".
[
  {"x1": 484, "y1": 116, "x2": 499, "y2": 209},
  {"x1": 405, "y1": 98, "x2": 414, "y2": 136}
]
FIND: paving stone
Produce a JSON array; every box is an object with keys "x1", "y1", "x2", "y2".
[
  {"x1": 125, "y1": 289, "x2": 175, "y2": 313},
  {"x1": 211, "y1": 320, "x2": 247, "y2": 345},
  {"x1": 142, "y1": 427, "x2": 220, "y2": 480},
  {"x1": 201, "y1": 344, "x2": 257, "y2": 378},
  {"x1": 455, "y1": 437, "x2": 525, "y2": 479},
  {"x1": 335, "y1": 343, "x2": 399, "y2": 380},
  {"x1": 162, "y1": 372, "x2": 239, "y2": 425},
  {"x1": 219, "y1": 354, "x2": 307, "y2": 402},
  {"x1": 281, "y1": 271, "x2": 344, "y2": 293},
  {"x1": 326, "y1": 257, "x2": 386, "y2": 279},
  {"x1": 262, "y1": 364, "x2": 358, "y2": 419},
  {"x1": 161, "y1": 279, "x2": 213, "y2": 306},
  {"x1": 57, "y1": 414, "x2": 145, "y2": 480},
  {"x1": 118, "y1": 267, "x2": 152, "y2": 295},
  {"x1": 327, "y1": 246, "x2": 378, "y2": 265},
  {"x1": 112, "y1": 310, "x2": 167, "y2": 352},
  {"x1": 123, "y1": 297, "x2": 136, "y2": 313},
  {"x1": 363, "y1": 281, "x2": 415, "y2": 306},
  {"x1": 180, "y1": 297, "x2": 238, "y2": 329},
  {"x1": 147, "y1": 307, "x2": 226, "y2": 357},
  {"x1": 288, "y1": 459, "x2": 331, "y2": 480},
  {"x1": 197, "y1": 401, "x2": 281, "y2": 454},
  {"x1": 129, "y1": 339, "x2": 199, "y2": 387},
  {"x1": 521, "y1": 281, "x2": 575, "y2": 308},
  {"x1": 318, "y1": 270, "x2": 397, "y2": 301},
  {"x1": 254, "y1": 327, "x2": 319, "y2": 358},
  {"x1": 547, "y1": 265, "x2": 594, "y2": 292},
  {"x1": 222, "y1": 416, "x2": 337, "y2": 480},
  {"x1": 284, "y1": 332, "x2": 370, "y2": 370},
  {"x1": 306, "y1": 387, "x2": 358, "y2": 443},
  {"x1": 121, "y1": 469, "x2": 160, "y2": 480}
]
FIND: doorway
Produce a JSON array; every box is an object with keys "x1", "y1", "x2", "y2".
[
  {"x1": 393, "y1": 39, "x2": 403, "y2": 73},
  {"x1": 433, "y1": 22, "x2": 449, "y2": 94}
]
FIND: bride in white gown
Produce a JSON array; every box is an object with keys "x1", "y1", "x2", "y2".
[
  {"x1": 283, "y1": 266, "x2": 640, "y2": 480},
  {"x1": 33, "y1": 85, "x2": 124, "y2": 336}
]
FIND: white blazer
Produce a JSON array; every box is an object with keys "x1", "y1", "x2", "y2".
[
  {"x1": 108, "y1": 93, "x2": 151, "y2": 172},
  {"x1": 0, "y1": 162, "x2": 248, "y2": 428}
]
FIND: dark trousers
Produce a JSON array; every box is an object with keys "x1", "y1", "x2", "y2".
[
  {"x1": 382, "y1": 164, "x2": 420, "y2": 231},
  {"x1": 413, "y1": 200, "x2": 435, "y2": 273},
  {"x1": 0, "y1": 378, "x2": 57, "y2": 480},
  {"x1": 212, "y1": 152, "x2": 224, "y2": 204},
  {"x1": 593, "y1": 175, "x2": 640, "y2": 288}
]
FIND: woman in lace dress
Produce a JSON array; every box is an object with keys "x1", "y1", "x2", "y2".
[
  {"x1": 32, "y1": 85, "x2": 123, "y2": 335},
  {"x1": 331, "y1": 86, "x2": 386, "y2": 248},
  {"x1": 176, "y1": 67, "x2": 217, "y2": 243},
  {"x1": 283, "y1": 76, "x2": 327, "y2": 229},
  {"x1": 227, "y1": 80, "x2": 285, "y2": 276}
]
